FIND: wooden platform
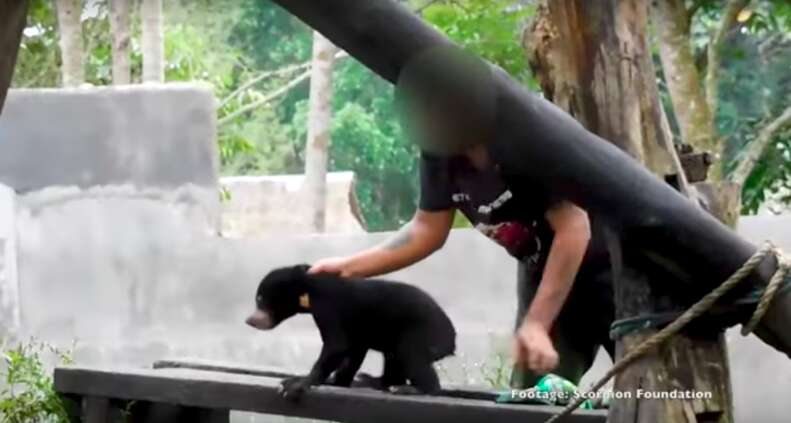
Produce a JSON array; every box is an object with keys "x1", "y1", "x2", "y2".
[{"x1": 54, "y1": 359, "x2": 607, "y2": 423}]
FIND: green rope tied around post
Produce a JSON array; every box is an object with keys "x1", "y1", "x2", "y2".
[{"x1": 544, "y1": 242, "x2": 790, "y2": 423}]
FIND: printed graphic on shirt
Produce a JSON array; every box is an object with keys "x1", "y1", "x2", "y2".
[
  {"x1": 475, "y1": 221, "x2": 540, "y2": 259},
  {"x1": 477, "y1": 190, "x2": 513, "y2": 215},
  {"x1": 452, "y1": 187, "x2": 541, "y2": 259}
]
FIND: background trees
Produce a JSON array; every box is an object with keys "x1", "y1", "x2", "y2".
[
  {"x1": 53, "y1": 0, "x2": 83, "y2": 86},
  {"x1": 11, "y1": 0, "x2": 791, "y2": 230}
]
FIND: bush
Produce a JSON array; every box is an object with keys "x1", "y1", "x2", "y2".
[{"x1": 0, "y1": 340, "x2": 73, "y2": 423}]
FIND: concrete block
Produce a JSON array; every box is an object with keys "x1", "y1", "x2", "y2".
[{"x1": 0, "y1": 85, "x2": 219, "y2": 193}]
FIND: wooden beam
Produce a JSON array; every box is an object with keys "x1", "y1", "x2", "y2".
[
  {"x1": 268, "y1": 0, "x2": 791, "y2": 355},
  {"x1": 54, "y1": 366, "x2": 606, "y2": 423},
  {"x1": 152, "y1": 358, "x2": 499, "y2": 401}
]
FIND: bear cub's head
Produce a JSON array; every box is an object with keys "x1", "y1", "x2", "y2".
[{"x1": 246, "y1": 264, "x2": 311, "y2": 330}]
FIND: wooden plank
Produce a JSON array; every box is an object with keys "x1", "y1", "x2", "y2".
[
  {"x1": 153, "y1": 358, "x2": 498, "y2": 401},
  {"x1": 153, "y1": 358, "x2": 294, "y2": 379},
  {"x1": 54, "y1": 366, "x2": 606, "y2": 423}
]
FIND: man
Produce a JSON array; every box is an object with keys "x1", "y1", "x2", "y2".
[
  {"x1": 310, "y1": 149, "x2": 614, "y2": 386},
  {"x1": 310, "y1": 47, "x2": 614, "y2": 388}
]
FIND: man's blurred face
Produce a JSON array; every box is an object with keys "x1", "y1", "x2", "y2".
[
  {"x1": 404, "y1": 95, "x2": 484, "y2": 156},
  {"x1": 396, "y1": 46, "x2": 497, "y2": 157}
]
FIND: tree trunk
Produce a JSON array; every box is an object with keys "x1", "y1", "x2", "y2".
[
  {"x1": 140, "y1": 0, "x2": 164, "y2": 83},
  {"x1": 0, "y1": 0, "x2": 28, "y2": 113},
  {"x1": 651, "y1": 0, "x2": 720, "y2": 179},
  {"x1": 55, "y1": 0, "x2": 84, "y2": 87},
  {"x1": 109, "y1": 0, "x2": 131, "y2": 85},
  {"x1": 525, "y1": 2, "x2": 733, "y2": 422},
  {"x1": 524, "y1": 1, "x2": 673, "y2": 175},
  {"x1": 302, "y1": 31, "x2": 338, "y2": 232}
]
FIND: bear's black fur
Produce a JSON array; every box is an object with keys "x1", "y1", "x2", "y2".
[{"x1": 246, "y1": 264, "x2": 456, "y2": 401}]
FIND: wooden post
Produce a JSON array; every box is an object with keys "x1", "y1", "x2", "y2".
[{"x1": 127, "y1": 402, "x2": 230, "y2": 423}]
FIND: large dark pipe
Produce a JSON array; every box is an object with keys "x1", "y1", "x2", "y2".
[{"x1": 271, "y1": 0, "x2": 789, "y2": 351}]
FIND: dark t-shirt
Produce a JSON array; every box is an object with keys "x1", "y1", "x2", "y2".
[{"x1": 418, "y1": 152, "x2": 609, "y2": 271}]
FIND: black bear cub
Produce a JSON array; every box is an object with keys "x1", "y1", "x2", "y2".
[{"x1": 246, "y1": 264, "x2": 456, "y2": 401}]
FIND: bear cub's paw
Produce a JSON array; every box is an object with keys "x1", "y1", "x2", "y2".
[
  {"x1": 388, "y1": 385, "x2": 424, "y2": 395},
  {"x1": 279, "y1": 376, "x2": 311, "y2": 401}
]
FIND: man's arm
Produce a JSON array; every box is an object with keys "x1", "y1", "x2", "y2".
[
  {"x1": 515, "y1": 201, "x2": 591, "y2": 373},
  {"x1": 309, "y1": 208, "x2": 454, "y2": 278},
  {"x1": 527, "y1": 201, "x2": 591, "y2": 329}
]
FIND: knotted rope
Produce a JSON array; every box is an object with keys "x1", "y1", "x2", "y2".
[{"x1": 544, "y1": 242, "x2": 789, "y2": 423}]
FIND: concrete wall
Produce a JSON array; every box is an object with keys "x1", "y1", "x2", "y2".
[
  {"x1": 9, "y1": 190, "x2": 791, "y2": 422},
  {"x1": 0, "y1": 86, "x2": 221, "y2": 233},
  {"x1": 0, "y1": 185, "x2": 19, "y2": 338},
  {"x1": 220, "y1": 172, "x2": 365, "y2": 237}
]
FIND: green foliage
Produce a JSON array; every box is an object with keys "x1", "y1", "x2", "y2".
[
  {"x1": 0, "y1": 341, "x2": 73, "y2": 423},
  {"x1": 710, "y1": 9, "x2": 791, "y2": 213},
  {"x1": 677, "y1": 0, "x2": 791, "y2": 212},
  {"x1": 13, "y1": 0, "x2": 61, "y2": 88},
  {"x1": 422, "y1": 0, "x2": 535, "y2": 85}
]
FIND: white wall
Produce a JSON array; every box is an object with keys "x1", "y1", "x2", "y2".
[{"x1": 0, "y1": 184, "x2": 19, "y2": 338}]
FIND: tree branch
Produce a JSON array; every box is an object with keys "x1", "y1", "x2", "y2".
[
  {"x1": 217, "y1": 51, "x2": 349, "y2": 127},
  {"x1": 652, "y1": 0, "x2": 719, "y2": 176},
  {"x1": 218, "y1": 61, "x2": 310, "y2": 109},
  {"x1": 729, "y1": 105, "x2": 791, "y2": 186},
  {"x1": 686, "y1": 0, "x2": 707, "y2": 29},
  {"x1": 218, "y1": 69, "x2": 311, "y2": 127},
  {"x1": 705, "y1": 0, "x2": 750, "y2": 116}
]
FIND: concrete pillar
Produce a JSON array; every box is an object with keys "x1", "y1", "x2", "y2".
[{"x1": 0, "y1": 183, "x2": 20, "y2": 338}]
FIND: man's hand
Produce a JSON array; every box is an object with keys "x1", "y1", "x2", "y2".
[
  {"x1": 308, "y1": 209, "x2": 454, "y2": 279},
  {"x1": 308, "y1": 257, "x2": 355, "y2": 277},
  {"x1": 513, "y1": 320, "x2": 559, "y2": 374}
]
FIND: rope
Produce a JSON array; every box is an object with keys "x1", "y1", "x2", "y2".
[{"x1": 544, "y1": 242, "x2": 789, "y2": 423}]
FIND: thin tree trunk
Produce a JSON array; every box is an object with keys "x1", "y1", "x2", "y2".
[
  {"x1": 652, "y1": 0, "x2": 720, "y2": 178},
  {"x1": 303, "y1": 31, "x2": 338, "y2": 232},
  {"x1": 140, "y1": 0, "x2": 164, "y2": 83},
  {"x1": 55, "y1": 0, "x2": 84, "y2": 87},
  {"x1": 109, "y1": 0, "x2": 132, "y2": 85},
  {"x1": 526, "y1": 2, "x2": 733, "y2": 422}
]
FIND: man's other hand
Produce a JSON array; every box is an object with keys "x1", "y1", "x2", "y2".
[{"x1": 513, "y1": 320, "x2": 559, "y2": 375}]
